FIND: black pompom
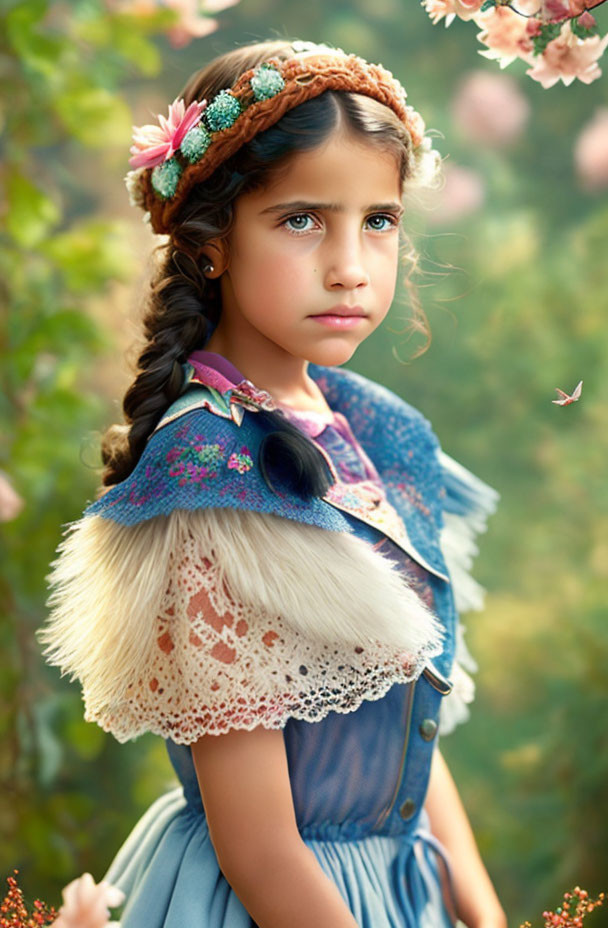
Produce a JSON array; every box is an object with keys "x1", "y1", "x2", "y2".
[{"x1": 257, "y1": 411, "x2": 333, "y2": 499}]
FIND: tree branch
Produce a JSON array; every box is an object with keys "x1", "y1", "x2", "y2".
[{"x1": 506, "y1": 0, "x2": 606, "y2": 17}]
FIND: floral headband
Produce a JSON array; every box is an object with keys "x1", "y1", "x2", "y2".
[{"x1": 125, "y1": 41, "x2": 431, "y2": 236}]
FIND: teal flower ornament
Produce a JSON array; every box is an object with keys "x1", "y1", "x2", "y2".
[
  {"x1": 151, "y1": 157, "x2": 182, "y2": 199},
  {"x1": 205, "y1": 91, "x2": 242, "y2": 131},
  {"x1": 250, "y1": 63, "x2": 285, "y2": 101},
  {"x1": 180, "y1": 124, "x2": 212, "y2": 163}
]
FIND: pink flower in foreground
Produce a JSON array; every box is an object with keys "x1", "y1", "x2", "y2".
[
  {"x1": 423, "y1": 0, "x2": 484, "y2": 27},
  {"x1": 527, "y1": 20, "x2": 608, "y2": 87},
  {"x1": 542, "y1": 0, "x2": 571, "y2": 22},
  {"x1": 164, "y1": 0, "x2": 217, "y2": 48},
  {"x1": 578, "y1": 11, "x2": 597, "y2": 27},
  {"x1": 51, "y1": 873, "x2": 124, "y2": 928},
  {"x1": 201, "y1": 0, "x2": 241, "y2": 11},
  {"x1": 475, "y1": 6, "x2": 537, "y2": 67},
  {"x1": 541, "y1": 0, "x2": 593, "y2": 18},
  {"x1": 0, "y1": 472, "x2": 24, "y2": 522},
  {"x1": 451, "y1": 70, "x2": 530, "y2": 147},
  {"x1": 426, "y1": 163, "x2": 485, "y2": 225},
  {"x1": 105, "y1": 0, "x2": 240, "y2": 46},
  {"x1": 574, "y1": 107, "x2": 608, "y2": 190},
  {"x1": 129, "y1": 97, "x2": 207, "y2": 169}
]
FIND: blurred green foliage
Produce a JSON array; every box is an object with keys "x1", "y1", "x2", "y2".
[
  {"x1": 2, "y1": 0, "x2": 607, "y2": 925},
  {"x1": 0, "y1": 0, "x2": 195, "y2": 908}
]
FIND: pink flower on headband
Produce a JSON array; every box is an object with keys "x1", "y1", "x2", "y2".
[{"x1": 129, "y1": 97, "x2": 207, "y2": 169}]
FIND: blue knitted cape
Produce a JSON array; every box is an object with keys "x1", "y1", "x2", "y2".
[{"x1": 85, "y1": 362, "x2": 496, "y2": 588}]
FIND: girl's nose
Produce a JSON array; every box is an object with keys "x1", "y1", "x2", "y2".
[{"x1": 323, "y1": 234, "x2": 370, "y2": 291}]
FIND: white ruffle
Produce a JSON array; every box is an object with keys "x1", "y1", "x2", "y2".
[{"x1": 437, "y1": 451, "x2": 499, "y2": 735}]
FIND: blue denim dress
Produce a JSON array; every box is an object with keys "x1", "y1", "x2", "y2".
[{"x1": 97, "y1": 355, "x2": 497, "y2": 928}]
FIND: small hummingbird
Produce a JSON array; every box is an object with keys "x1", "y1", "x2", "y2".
[{"x1": 552, "y1": 380, "x2": 583, "y2": 406}]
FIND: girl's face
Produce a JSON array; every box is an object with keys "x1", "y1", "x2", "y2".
[{"x1": 215, "y1": 128, "x2": 404, "y2": 369}]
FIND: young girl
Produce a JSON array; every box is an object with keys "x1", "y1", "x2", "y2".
[{"x1": 39, "y1": 38, "x2": 504, "y2": 928}]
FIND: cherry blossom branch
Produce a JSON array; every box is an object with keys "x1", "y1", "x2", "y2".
[
  {"x1": 502, "y1": 0, "x2": 606, "y2": 15},
  {"x1": 422, "y1": 0, "x2": 608, "y2": 87}
]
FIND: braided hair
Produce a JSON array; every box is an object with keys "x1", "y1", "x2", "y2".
[{"x1": 100, "y1": 40, "x2": 432, "y2": 495}]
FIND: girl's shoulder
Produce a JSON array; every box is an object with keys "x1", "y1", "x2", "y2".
[
  {"x1": 311, "y1": 363, "x2": 499, "y2": 524},
  {"x1": 85, "y1": 382, "x2": 347, "y2": 533},
  {"x1": 309, "y1": 363, "x2": 439, "y2": 447},
  {"x1": 310, "y1": 364, "x2": 451, "y2": 521},
  {"x1": 86, "y1": 358, "x2": 439, "y2": 529}
]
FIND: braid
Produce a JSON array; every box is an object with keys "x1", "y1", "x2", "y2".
[
  {"x1": 100, "y1": 248, "x2": 210, "y2": 486},
  {"x1": 100, "y1": 172, "x2": 239, "y2": 487},
  {"x1": 127, "y1": 251, "x2": 211, "y2": 440}
]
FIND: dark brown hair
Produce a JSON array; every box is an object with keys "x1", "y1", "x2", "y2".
[{"x1": 100, "y1": 39, "x2": 431, "y2": 492}]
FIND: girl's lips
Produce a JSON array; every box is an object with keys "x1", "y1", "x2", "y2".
[{"x1": 309, "y1": 314, "x2": 367, "y2": 329}]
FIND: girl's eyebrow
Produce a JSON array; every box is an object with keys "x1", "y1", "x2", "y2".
[{"x1": 261, "y1": 200, "x2": 404, "y2": 216}]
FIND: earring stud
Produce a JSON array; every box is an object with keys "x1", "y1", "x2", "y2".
[{"x1": 203, "y1": 263, "x2": 215, "y2": 274}]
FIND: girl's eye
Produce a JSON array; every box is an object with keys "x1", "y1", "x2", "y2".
[
  {"x1": 282, "y1": 213, "x2": 318, "y2": 235},
  {"x1": 280, "y1": 211, "x2": 399, "y2": 235},
  {"x1": 365, "y1": 213, "x2": 399, "y2": 232}
]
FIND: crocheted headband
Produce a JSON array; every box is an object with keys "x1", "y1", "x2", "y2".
[{"x1": 125, "y1": 41, "x2": 428, "y2": 236}]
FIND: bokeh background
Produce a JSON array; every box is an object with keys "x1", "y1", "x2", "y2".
[{"x1": 2, "y1": 1, "x2": 607, "y2": 924}]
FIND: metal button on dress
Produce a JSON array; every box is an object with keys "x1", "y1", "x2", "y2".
[
  {"x1": 419, "y1": 718, "x2": 438, "y2": 742},
  {"x1": 399, "y1": 798, "x2": 416, "y2": 820}
]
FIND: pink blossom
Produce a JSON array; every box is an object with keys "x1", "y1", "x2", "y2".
[
  {"x1": 162, "y1": 0, "x2": 242, "y2": 48},
  {"x1": 475, "y1": 6, "x2": 537, "y2": 68},
  {"x1": 451, "y1": 70, "x2": 530, "y2": 147},
  {"x1": 422, "y1": 0, "x2": 484, "y2": 27},
  {"x1": 51, "y1": 873, "x2": 124, "y2": 928},
  {"x1": 129, "y1": 97, "x2": 207, "y2": 168},
  {"x1": 426, "y1": 163, "x2": 485, "y2": 225},
  {"x1": 543, "y1": 1, "x2": 597, "y2": 24},
  {"x1": 0, "y1": 471, "x2": 23, "y2": 522},
  {"x1": 105, "y1": 0, "x2": 240, "y2": 47},
  {"x1": 164, "y1": 0, "x2": 217, "y2": 48},
  {"x1": 542, "y1": 0, "x2": 593, "y2": 16},
  {"x1": 574, "y1": 107, "x2": 608, "y2": 190},
  {"x1": 526, "y1": 20, "x2": 608, "y2": 86},
  {"x1": 200, "y1": 0, "x2": 241, "y2": 12},
  {"x1": 542, "y1": 0, "x2": 571, "y2": 22},
  {"x1": 577, "y1": 10, "x2": 597, "y2": 28}
]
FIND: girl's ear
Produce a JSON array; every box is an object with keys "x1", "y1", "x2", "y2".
[{"x1": 200, "y1": 238, "x2": 229, "y2": 279}]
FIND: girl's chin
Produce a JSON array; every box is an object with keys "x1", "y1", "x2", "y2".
[{"x1": 303, "y1": 338, "x2": 362, "y2": 368}]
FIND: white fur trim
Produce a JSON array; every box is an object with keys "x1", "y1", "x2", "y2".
[
  {"x1": 39, "y1": 508, "x2": 444, "y2": 740},
  {"x1": 441, "y1": 511, "x2": 487, "y2": 613},
  {"x1": 438, "y1": 625, "x2": 477, "y2": 736},
  {"x1": 437, "y1": 451, "x2": 499, "y2": 735},
  {"x1": 438, "y1": 451, "x2": 499, "y2": 615}
]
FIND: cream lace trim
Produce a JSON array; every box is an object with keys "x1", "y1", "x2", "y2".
[{"x1": 85, "y1": 529, "x2": 438, "y2": 743}]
